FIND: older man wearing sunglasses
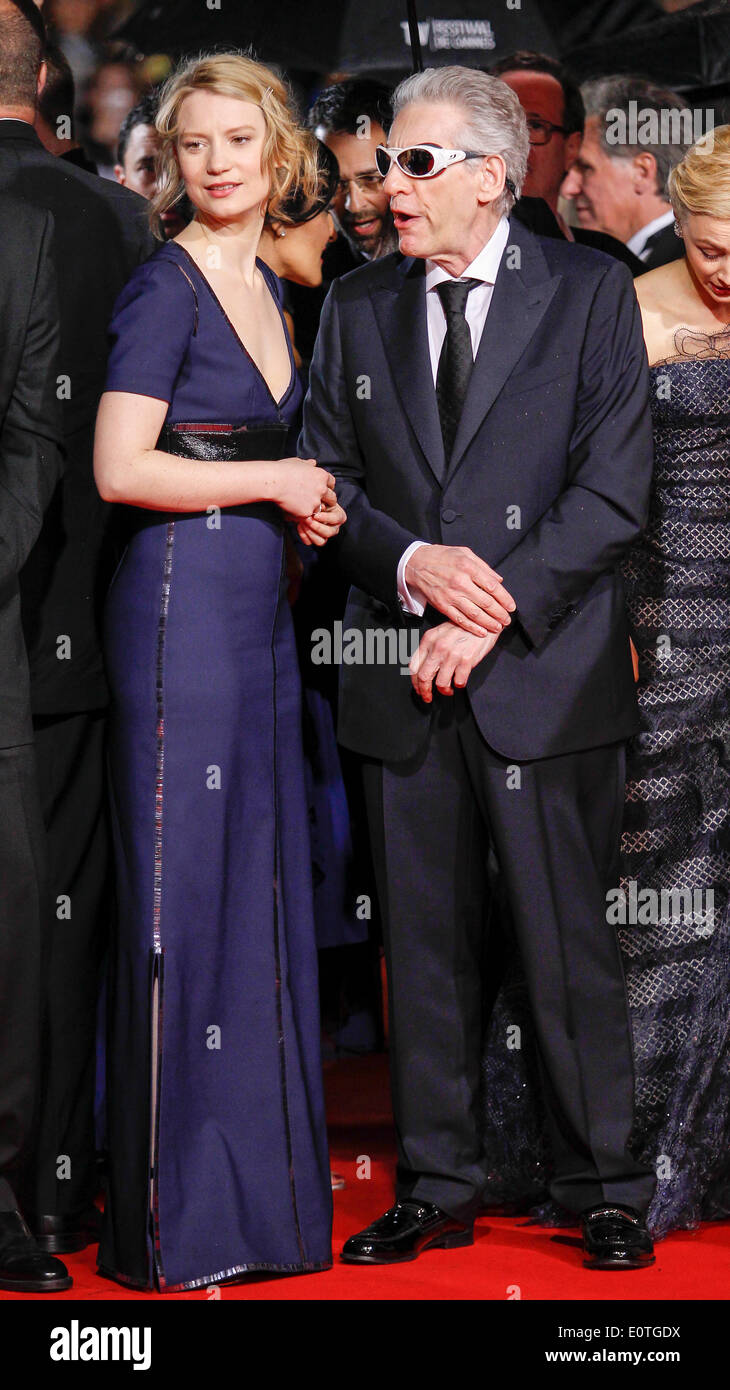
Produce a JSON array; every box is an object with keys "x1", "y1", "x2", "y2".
[{"x1": 301, "y1": 66, "x2": 656, "y2": 1272}]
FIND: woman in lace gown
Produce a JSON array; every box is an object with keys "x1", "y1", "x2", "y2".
[
  {"x1": 478, "y1": 128, "x2": 730, "y2": 1236},
  {"x1": 619, "y1": 128, "x2": 730, "y2": 1235}
]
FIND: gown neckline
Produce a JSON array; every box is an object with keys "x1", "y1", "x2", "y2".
[
  {"x1": 650, "y1": 357, "x2": 730, "y2": 368},
  {"x1": 171, "y1": 241, "x2": 297, "y2": 411}
]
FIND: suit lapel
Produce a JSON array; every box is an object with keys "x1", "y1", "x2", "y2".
[
  {"x1": 447, "y1": 223, "x2": 562, "y2": 479},
  {"x1": 370, "y1": 259, "x2": 447, "y2": 485},
  {"x1": 368, "y1": 223, "x2": 562, "y2": 487}
]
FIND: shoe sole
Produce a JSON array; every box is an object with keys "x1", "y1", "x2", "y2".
[
  {"x1": 35, "y1": 1233, "x2": 97, "y2": 1254},
  {"x1": 584, "y1": 1255, "x2": 656, "y2": 1270},
  {"x1": 341, "y1": 1229, "x2": 474, "y2": 1264},
  {"x1": 0, "y1": 1275, "x2": 73, "y2": 1292}
]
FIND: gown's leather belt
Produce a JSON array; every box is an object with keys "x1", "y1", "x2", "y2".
[
  {"x1": 124, "y1": 423, "x2": 291, "y2": 533},
  {"x1": 157, "y1": 421, "x2": 291, "y2": 462}
]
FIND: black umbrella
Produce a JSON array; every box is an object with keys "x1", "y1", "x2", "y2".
[{"x1": 113, "y1": 0, "x2": 557, "y2": 74}]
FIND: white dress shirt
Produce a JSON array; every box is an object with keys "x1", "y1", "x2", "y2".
[
  {"x1": 626, "y1": 208, "x2": 675, "y2": 262},
  {"x1": 397, "y1": 216, "x2": 510, "y2": 615}
]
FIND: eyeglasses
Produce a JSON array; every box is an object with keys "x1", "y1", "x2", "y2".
[
  {"x1": 526, "y1": 117, "x2": 568, "y2": 146},
  {"x1": 335, "y1": 171, "x2": 384, "y2": 197},
  {"x1": 375, "y1": 143, "x2": 516, "y2": 197}
]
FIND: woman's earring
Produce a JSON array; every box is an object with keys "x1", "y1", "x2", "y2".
[
  {"x1": 674, "y1": 219, "x2": 684, "y2": 238},
  {"x1": 277, "y1": 228, "x2": 287, "y2": 238}
]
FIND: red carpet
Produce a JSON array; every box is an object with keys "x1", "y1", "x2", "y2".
[{"x1": 3, "y1": 1052, "x2": 729, "y2": 1301}]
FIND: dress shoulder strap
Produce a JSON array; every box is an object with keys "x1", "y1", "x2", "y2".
[{"x1": 258, "y1": 257, "x2": 283, "y2": 306}]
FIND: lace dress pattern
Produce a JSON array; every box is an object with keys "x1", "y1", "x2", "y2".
[{"x1": 621, "y1": 355, "x2": 730, "y2": 1235}]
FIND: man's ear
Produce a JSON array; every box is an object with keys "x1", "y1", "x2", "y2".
[
  {"x1": 37, "y1": 60, "x2": 47, "y2": 99},
  {"x1": 477, "y1": 153, "x2": 508, "y2": 206},
  {"x1": 114, "y1": 164, "x2": 126, "y2": 186},
  {"x1": 632, "y1": 150, "x2": 659, "y2": 197}
]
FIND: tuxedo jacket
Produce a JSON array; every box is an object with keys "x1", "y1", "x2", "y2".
[
  {"x1": 572, "y1": 226, "x2": 645, "y2": 277},
  {"x1": 640, "y1": 221, "x2": 685, "y2": 271},
  {"x1": 0, "y1": 192, "x2": 63, "y2": 747},
  {"x1": 0, "y1": 120, "x2": 154, "y2": 715},
  {"x1": 300, "y1": 216, "x2": 654, "y2": 764}
]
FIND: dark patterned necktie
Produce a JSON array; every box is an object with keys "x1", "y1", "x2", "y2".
[{"x1": 435, "y1": 278, "x2": 480, "y2": 466}]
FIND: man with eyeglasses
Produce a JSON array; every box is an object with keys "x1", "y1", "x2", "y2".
[
  {"x1": 493, "y1": 51, "x2": 644, "y2": 275},
  {"x1": 302, "y1": 65, "x2": 657, "y2": 1274},
  {"x1": 309, "y1": 78, "x2": 397, "y2": 262}
]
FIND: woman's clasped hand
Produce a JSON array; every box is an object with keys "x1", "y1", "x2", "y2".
[{"x1": 273, "y1": 455, "x2": 346, "y2": 546}]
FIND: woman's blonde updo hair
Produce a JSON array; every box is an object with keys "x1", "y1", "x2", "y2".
[
  {"x1": 149, "y1": 51, "x2": 320, "y2": 238},
  {"x1": 669, "y1": 123, "x2": 730, "y2": 225}
]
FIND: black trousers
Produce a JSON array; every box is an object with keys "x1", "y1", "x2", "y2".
[
  {"x1": 362, "y1": 691, "x2": 656, "y2": 1224},
  {"x1": 28, "y1": 709, "x2": 110, "y2": 1219},
  {"x1": 0, "y1": 743, "x2": 46, "y2": 1208}
]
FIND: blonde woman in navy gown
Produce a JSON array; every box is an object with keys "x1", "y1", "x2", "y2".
[{"x1": 93, "y1": 54, "x2": 344, "y2": 1290}]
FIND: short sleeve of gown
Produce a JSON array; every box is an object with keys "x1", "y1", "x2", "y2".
[{"x1": 105, "y1": 254, "x2": 196, "y2": 404}]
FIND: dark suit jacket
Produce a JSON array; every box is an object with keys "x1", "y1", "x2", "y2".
[
  {"x1": 0, "y1": 193, "x2": 63, "y2": 747},
  {"x1": 0, "y1": 119, "x2": 154, "y2": 715},
  {"x1": 640, "y1": 220, "x2": 684, "y2": 271},
  {"x1": 300, "y1": 216, "x2": 654, "y2": 764},
  {"x1": 572, "y1": 226, "x2": 645, "y2": 276},
  {"x1": 59, "y1": 145, "x2": 100, "y2": 175}
]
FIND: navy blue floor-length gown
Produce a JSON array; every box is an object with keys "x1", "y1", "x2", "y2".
[{"x1": 98, "y1": 241, "x2": 332, "y2": 1290}]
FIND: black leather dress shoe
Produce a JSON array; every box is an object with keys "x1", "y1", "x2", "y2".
[
  {"x1": 33, "y1": 1204, "x2": 102, "y2": 1254},
  {"x1": 341, "y1": 1200, "x2": 474, "y2": 1264},
  {"x1": 0, "y1": 1211, "x2": 72, "y2": 1291},
  {"x1": 581, "y1": 1204, "x2": 655, "y2": 1270}
]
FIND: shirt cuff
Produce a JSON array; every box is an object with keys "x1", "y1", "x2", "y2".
[{"x1": 397, "y1": 540, "x2": 428, "y2": 616}]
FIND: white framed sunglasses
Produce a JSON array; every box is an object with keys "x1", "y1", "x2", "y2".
[{"x1": 375, "y1": 142, "x2": 516, "y2": 197}]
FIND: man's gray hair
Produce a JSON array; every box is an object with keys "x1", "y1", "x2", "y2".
[
  {"x1": 581, "y1": 75, "x2": 693, "y2": 198},
  {"x1": 391, "y1": 66, "x2": 529, "y2": 217}
]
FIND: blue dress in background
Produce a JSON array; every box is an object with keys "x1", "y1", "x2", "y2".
[{"x1": 98, "y1": 241, "x2": 332, "y2": 1290}]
